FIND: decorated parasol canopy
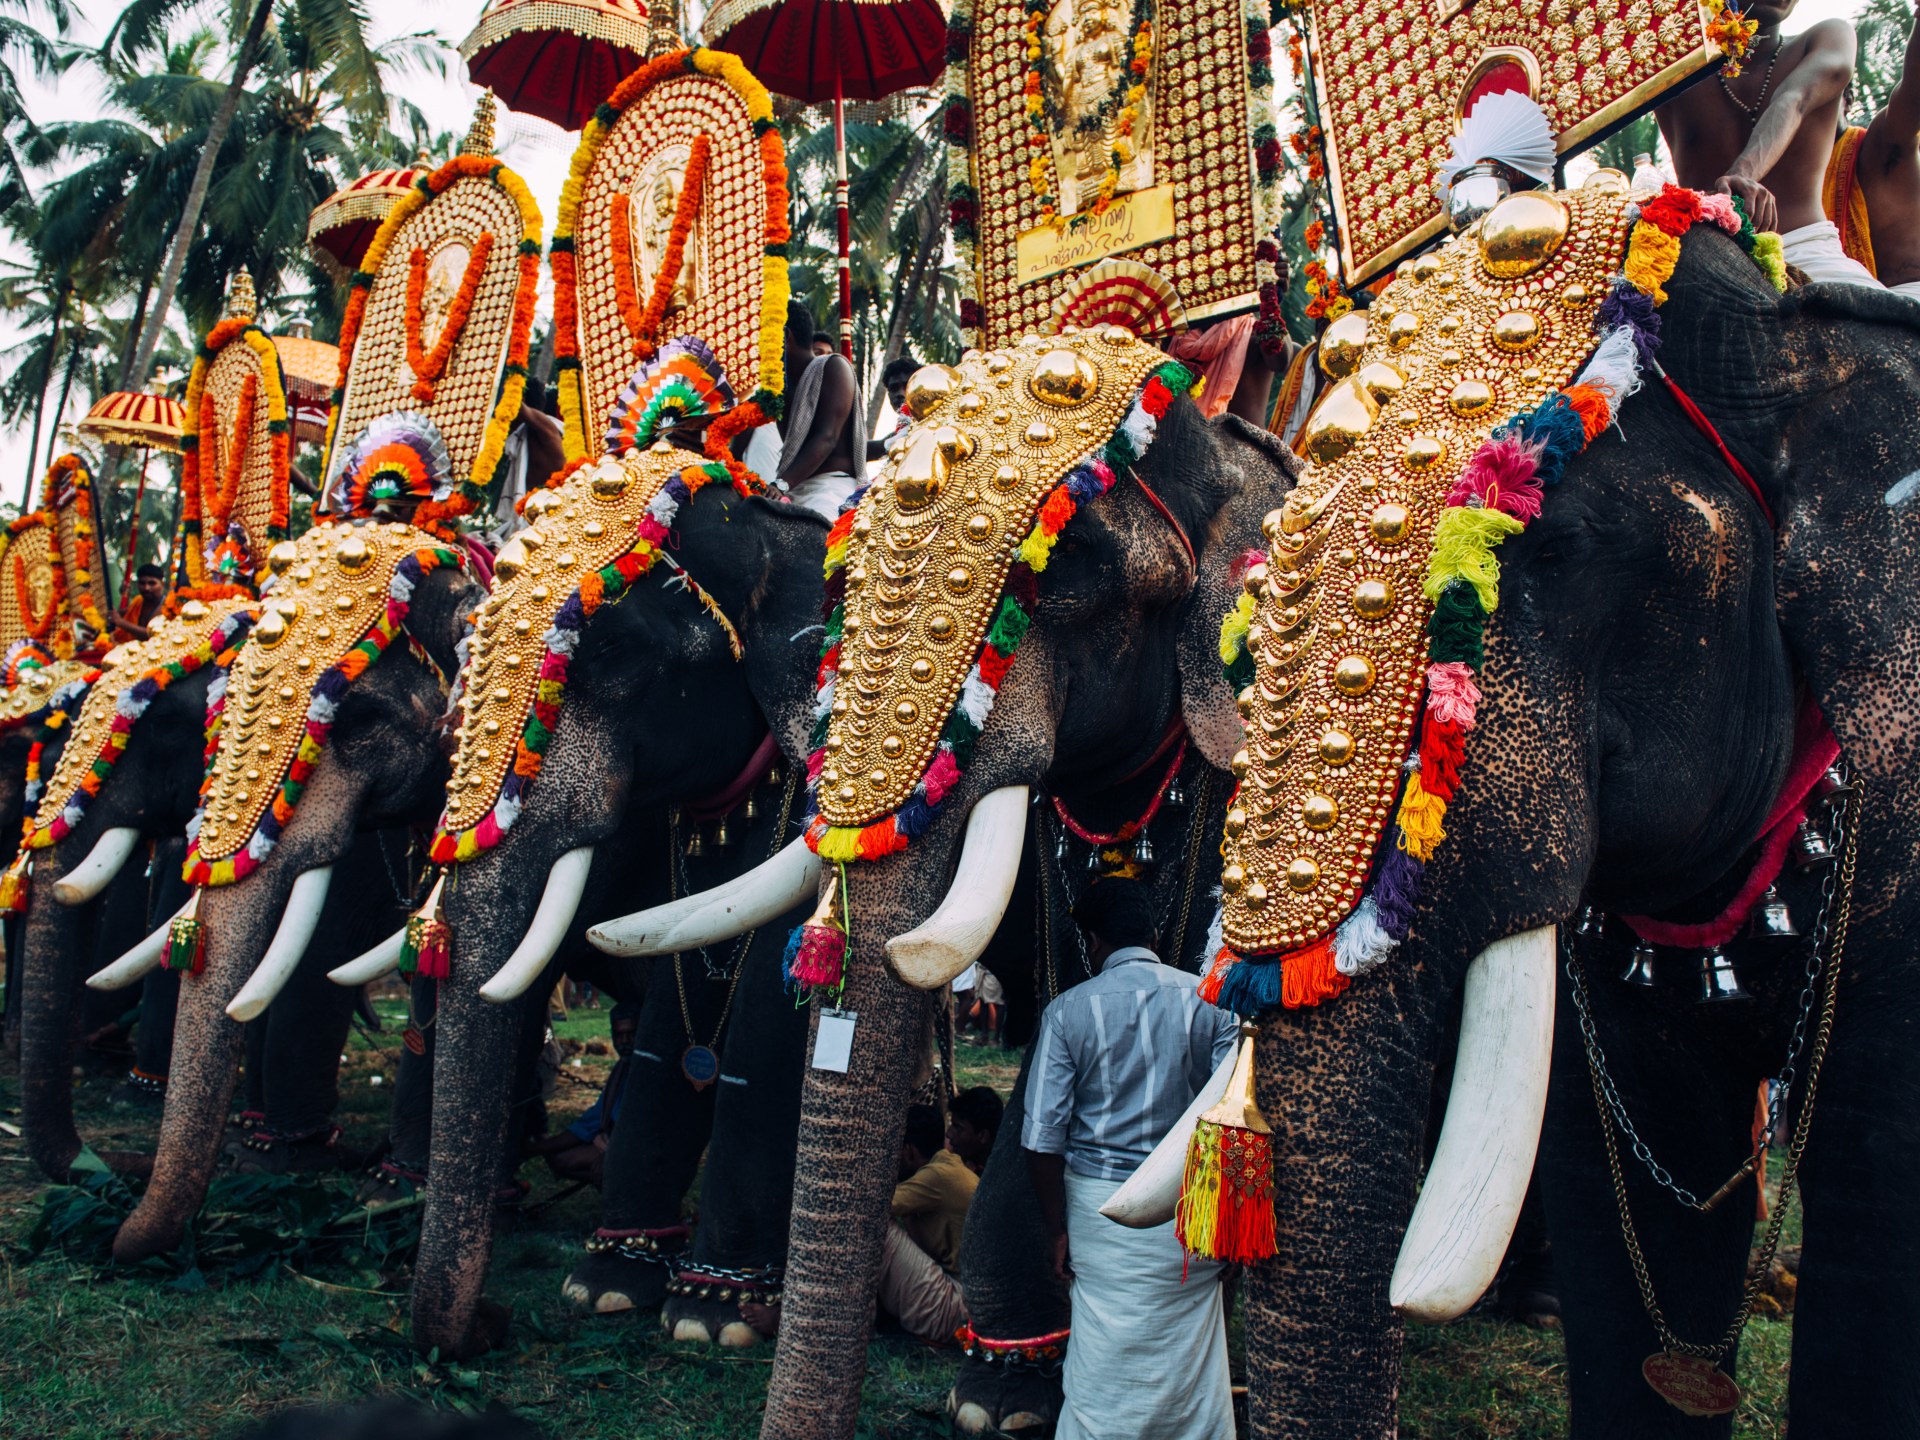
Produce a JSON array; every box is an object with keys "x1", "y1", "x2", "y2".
[
  {"x1": 272, "y1": 326, "x2": 342, "y2": 444},
  {"x1": 705, "y1": 0, "x2": 947, "y2": 357},
  {"x1": 307, "y1": 163, "x2": 429, "y2": 275},
  {"x1": 76, "y1": 389, "x2": 185, "y2": 453},
  {"x1": 461, "y1": 0, "x2": 654, "y2": 132}
]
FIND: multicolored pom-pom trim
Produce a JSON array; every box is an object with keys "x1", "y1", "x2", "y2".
[
  {"x1": 801, "y1": 359, "x2": 1194, "y2": 863},
  {"x1": 185, "y1": 547, "x2": 462, "y2": 886},
  {"x1": 1205, "y1": 185, "x2": 1781, "y2": 1014},
  {"x1": 429, "y1": 461, "x2": 740, "y2": 865}
]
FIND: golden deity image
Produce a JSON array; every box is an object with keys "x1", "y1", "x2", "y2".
[
  {"x1": 1308, "y1": 0, "x2": 1731, "y2": 283},
  {"x1": 321, "y1": 92, "x2": 542, "y2": 534},
  {"x1": 946, "y1": 0, "x2": 1281, "y2": 346}
]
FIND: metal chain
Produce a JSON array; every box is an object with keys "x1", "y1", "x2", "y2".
[
  {"x1": 1168, "y1": 769, "x2": 1212, "y2": 971},
  {"x1": 670, "y1": 769, "x2": 798, "y2": 1050},
  {"x1": 1576, "y1": 786, "x2": 1859, "y2": 1360},
  {"x1": 1566, "y1": 785, "x2": 1849, "y2": 1209},
  {"x1": 375, "y1": 828, "x2": 426, "y2": 910}
]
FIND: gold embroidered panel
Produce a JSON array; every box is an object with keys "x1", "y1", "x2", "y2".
[
  {"x1": 0, "y1": 525, "x2": 56, "y2": 651},
  {"x1": 203, "y1": 340, "x2": 281, "y2": 573},
  {"x1": 1220, "y1": 187, "x2": 1630, "y2": 953},
  {"x1": 36, "y1": 598, "x2": 255, "y2": 822},
  {"x1": 1310, "y1": 0, "x2": 1718, "y2": 283},
  {"x1": 573, "y1": 74, "x2": 768, "y2": 438},
  {"x1": 958, "y1": 0, "x2": 1266, "y2": 348},
  {"x1": 441, "y1": 448, "x2": 686, "y2": 837},
  {"x1": 0, "y1": 658, "x2": 90, "y2": 730},
  {"x1": 331, "y1": 177, "x2": 523, "y2": 483},
  {"x1": 192, "y1": 522, "x2": 439, "y2": 865},
  {"x1": 818, "y1": 329, "x2": 1163, "y2": 827}
]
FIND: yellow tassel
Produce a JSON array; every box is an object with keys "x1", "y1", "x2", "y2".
[
  {"x1": 1175, "y1": 1119, "x2": 1223, "y2": 1257},
  {"x1": 1422, "y1": 507, "x2": 1524, "y2": 614},
  {"x1": 1218, "y1": 590, "x2": 1256, "y2": 665},
  {"x1": 1624, "y1": 221, "x2": 1682, "y2": 303},
  {"x1": 1751, "y1": 232, "x2": 1788, "y2": 292},
  {"x1": 1176, "y1": 1027, "x2": 1277, "y2": 1263},
  {"x1": 1395, "y1": 771, "x2": 1448, "y2": 860}
]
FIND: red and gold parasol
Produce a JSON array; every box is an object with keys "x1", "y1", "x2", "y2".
[
  {"x1": 307, "y1": 164, "x2": 428, "y2": 276},
  {"x1": 461, "y1": 0, "x2": 654, "y2": 132},
  {"x1": 76, "y1": 389, "x2": 185, "y2": 453},
  {"x1": 272, "y1": 327, "x2": 342, "y2": 444},
  {"x1": 705, "y1": 0, "x2": 947, "y2": 356}
]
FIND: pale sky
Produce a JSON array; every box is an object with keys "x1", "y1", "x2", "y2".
[{"x1": 0, "y1": 0, "x2": 1875, "y2": 497}]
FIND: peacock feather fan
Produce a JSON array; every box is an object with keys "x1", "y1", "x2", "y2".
[
  {"x1": 603, "y1": 336, "x2": 735, "y2": 457},
  {"x1": 331, "y1": 412, "x2": 455, "y2": 516}
]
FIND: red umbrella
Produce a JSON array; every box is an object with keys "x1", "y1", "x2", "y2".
[
  {"x1": 705, "y1": 0, "x2": 947, "y2": 357},
  {"x1": 461, "y1": 0, "x2": 655, "y2": 133},
  {"x1": 308, "y1": 163, "x2": 427, "y2": 275}
]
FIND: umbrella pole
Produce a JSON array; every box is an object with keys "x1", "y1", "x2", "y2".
[
  {"x1": 119, "y1": 446, "x2": 151, "y2": 601},
  {"x1": 835, "y1": 78, "x2": 852, "y2": 360}
]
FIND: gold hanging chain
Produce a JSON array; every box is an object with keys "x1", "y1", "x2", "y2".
[
  {"x1": 670, "y1": 767, "x2": 799, "y2": 1051},
  {"x1": 1575, "y1": 786, "x2": 1859, "y2": 1361}
]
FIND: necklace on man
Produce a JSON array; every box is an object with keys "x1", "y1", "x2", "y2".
[{"x1": 1719, "y1": 33, "x2": 1783, "y2": 117}]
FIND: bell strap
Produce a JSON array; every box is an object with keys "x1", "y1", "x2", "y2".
[{"x1": 683, "y1": 730, "x2": 779, "y2": 823}]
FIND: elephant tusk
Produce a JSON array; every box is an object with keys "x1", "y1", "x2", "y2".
[
  {"x1": 52, "y1": 827, "x2": 141, "y2": 906},
  {"x1": 328, "y1": 926, "x2": 407, "y2": 987},
  {"x1": 1099, "y1": 1041, "x2": 1240, "y2": 1228},
  {"x1": 480, "y1": 846, "x2": 594, "y2": 1003},
  {"x1": 86, "y1": 890, "x2": 199, "y2": 991},
  {"x1": 885, "y1": 786, "x2": 1029, "y2": 990},
  {"x1": 1390, "y1": 924, "x2": 1557, "y2": 1322},
  {"x1": 225, "y1": 866, "x2": 335, "y2": 1022},
  {"x1": 587, "y1": 836, "x2": 821, "y2": 958}
]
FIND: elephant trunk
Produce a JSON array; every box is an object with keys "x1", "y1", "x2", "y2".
[
  {"x1": 19, "y1": 850, "x2": 87, "y2": 1180},
  {"x1": 760, "y1": 872, "x2": 938, "y2": 1440},
  {"x1": 112, "y1": 872, "x2": 295, "y2": 1264}
]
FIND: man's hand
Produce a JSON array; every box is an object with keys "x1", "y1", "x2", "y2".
[
  {"x1": 1714, "y1": 172, "x2": 1777, "y2": 234},
  {"x1": 1050, "y1": 1231, "x2": 1075, "y2": 1285}
]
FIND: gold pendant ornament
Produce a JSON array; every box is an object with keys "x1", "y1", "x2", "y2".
[{"x1": 1642, "y1": 1352, "x2": 1741, "y2": 1416}]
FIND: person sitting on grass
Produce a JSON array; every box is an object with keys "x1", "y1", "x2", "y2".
[
  {"x1": 947, "y1": 1085, "x2": 1005, "y2": 1175},
  {"x1": 525, "y1": 1002, "x2": 639, "y2": 1188}
]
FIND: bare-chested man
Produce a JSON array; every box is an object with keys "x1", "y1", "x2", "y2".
[
  {"x1": 1657, "y1": 4, "x2": 1877, "y2": 286},
  {"x1": 1859, "y1": 16, "x2": 1920, "y2": 296},
  {"x1": 776, "y1": 299, "x2": 866, "y2": 518}
]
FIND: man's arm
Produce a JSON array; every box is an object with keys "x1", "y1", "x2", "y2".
[
  {"x1": 1719, "y1": 21, "x2": 1857, "y2": 231},
  {"x1": 1024, "y1": 1149, "x2": 1073, "y2": 1283},
  {"x1": 778, "y1": 355, "x2": 856, "y2": 483},
  {"x1": 1882, "y1": 15, "x2": 1920, "y2": 142}
]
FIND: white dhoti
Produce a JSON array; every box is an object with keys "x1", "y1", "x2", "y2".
[
  {"x1": 1889, "y1": 279, "x2": 1920, "y2": 303},
  {"x1": 1056, "y1": 1170, "x2": 1234, "y2": 1440},
  {"x1": 782, "y1": 470, "x2": 859, "y2": 520},
  {"x1": 1779, "y1": 220, "x2": 1883, "y2": 289}
]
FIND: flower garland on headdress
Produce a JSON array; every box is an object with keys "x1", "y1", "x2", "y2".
[
  {"x1": 178, "y1": 321, "x2": 291, "y2": 603},
  {"x1": 324, "y1": 154, "x2": 542, "y2": 537},
  {"x1": 609, "y1": 134, "x2": 712, "y2": 357},
  {"x1": 5, "y1": 456, "x2": 110, "y2": 655},
  {"x1": 801, "y1": 359, "x2": 1193, "y2": 866},
  {"x1": 551, "y1": 47, "x2": 789, "y2": 480},
  {"x1": 183, "y1": 546, "x2": 462, "y2": 886},
  {"x1": 405, "y1": 233, "x2": 496, "y2": 405},
  {"x1": 1207, "y1": 186, "x2": 1783, "y2": 1014},
  {"x1": 429, "y1": 458, "x2": 740, "y2": 865}
]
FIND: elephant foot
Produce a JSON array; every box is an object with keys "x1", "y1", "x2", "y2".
[
  {"x1": 108, "y1": 1070, "x2": 167, "y2": 1109},
  {"x1": 356, "y1": 1159, "x2": 426, "y2": 1209},
  {"x1": 560, "y1": 1237, "x2": 677, "y2": 1315},
  {"x1": 229, "y1": 1125, "x2": 361, "y2": 1176},
  {"x1": 947, "y1": 1350, "x2": 1063, "y2": 1435},
  {"x1": 662, "y1": 1264, "x2": 783, "y2": 1348}
]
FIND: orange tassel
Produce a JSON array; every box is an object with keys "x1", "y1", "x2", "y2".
[{"x1": 1281, "y1": 936, "x2": 1348, "y2": 1008}]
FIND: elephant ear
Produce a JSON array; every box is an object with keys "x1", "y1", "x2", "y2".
[
  {"x1": 1177, "y1": 414, "x2": 1302, "y2": 770},
  {"x1": 1768, "y1": 286, "x2": 1920, "y2": 777}
]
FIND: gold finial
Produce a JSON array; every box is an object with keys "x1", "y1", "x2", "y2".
[
  {"x1": 413, "y1": 146, "x2": 433, "y2": 170},
  {"x1": 225, "y1": 271, "x2": 256, "y2": 321},
  {"x1": 647, "y1": 0, "x2": 683, "y2": 57},
  {"x1": 461, "y1": 91, "x2": 497, "y2": 157}
]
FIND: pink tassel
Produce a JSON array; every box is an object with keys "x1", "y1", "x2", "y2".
[
  {"x1": 1447, "y1": 436, "x2": 1543, "y2": 522},
  {"x1": 788, "y1": 922, "x2": 846, "y2": 988},
  {"x1": 1425, "y1": 662, "x2": 1482, "y2": 729},
  {"x1": 1696, "y1": 191, "x2": 1742, "y2": 233}
]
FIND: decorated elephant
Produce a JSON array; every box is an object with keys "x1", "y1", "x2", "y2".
[{"x1": 602, "y1": 329, "x2": 1297, "y2": 1436}]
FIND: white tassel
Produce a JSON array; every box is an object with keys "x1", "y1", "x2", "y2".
[
  {"x1": 1335, "y1": 896, "x2": 1397, "y2": 978},
  {"x1": 1574, "y1": 325, "x2": 1645, "y2": 412},
  {"x1": 956, "y1": 667, "x2": 995, "y2": 729},
  {"x1": 1203, "y1": 893, "x2": 1225, "y2": 960}
]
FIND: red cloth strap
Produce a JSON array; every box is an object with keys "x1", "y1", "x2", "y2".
[
  {"x1": 1657, "y1": 364, "x2": 1775, "y2": 530},
  {"x1": 683, "y1": 731, "x2": 778, "y2": 822}
]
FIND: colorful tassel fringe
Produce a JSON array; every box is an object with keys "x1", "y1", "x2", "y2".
[
  {"x1": 1175, "y1": 1029, "x2": 1277, "y2": 1264},
  {"x1": 0, "y1": 854, "x2": 28, "y2": 914},
  {"x1": 165, "y1": 905, "x2": 206, "y2": 975},
  {"x1": 783, "y1": 865, "x2": 847, "y2": 994},
  {"x1": 399, "y1": 874, "x2": 450, "y2": 980}
]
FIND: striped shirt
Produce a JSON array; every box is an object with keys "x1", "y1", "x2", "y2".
[{"x1": 1021, "y1": 949, "x2": 1240, "y2": 1181}]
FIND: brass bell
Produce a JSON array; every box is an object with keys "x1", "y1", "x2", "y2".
[
  {"x1": 1696, "y1": 949, "x2": 1751, "y2": 1004},
  {"x1": 686, "y1": 827, "x2": 705, "y2": 859},
  {"x1": 1812, "y1": 764, "x2": 1856, "y2": 807},
  {"x1": 1619, "y1": 940, "x2": 1658, "y2": 988},
  {"x1": 1131, "y1": 832, "x2": 1155, "y2": 865},
  {"x1": 1575, "y1": 904, "x2": 1605, "y2": 939},
  {"x1": 1086, "y1": 847, "x2": 1103, "y2": 874},
  {"x1": 1791, "y1": 819, "x2": 1835, "y2": 870},
  {"x1": 713, "y1": 816, "x2": 733, "y2": 848},
  {"x1": 1165, "y1": 779, "x2": 1186, "y2": 810},
  {"x1": 766, "y1": 764, "x2": 783, "y2": 789},
  {"x1": 1055, "y1": 832, "x2": 1070, "y2": 864},
  {"x1": 1749, "y1": 885, "x2": 1799, "y2": 941},
  {"x1": 744, "y1": 793, "x2": 760, "y2": 822}
]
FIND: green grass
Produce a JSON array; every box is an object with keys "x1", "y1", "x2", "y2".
[{"x1": 0, "y1": 1024, "x2": 1794, "y2": 1438}]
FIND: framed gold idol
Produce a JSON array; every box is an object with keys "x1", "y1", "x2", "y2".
[
  {"x1": 1310, "y1": 0, "x2": 1726, "y2": 284},
  {"x1": 946, "y1": 0, "x2": 1282, "y2": 347}
]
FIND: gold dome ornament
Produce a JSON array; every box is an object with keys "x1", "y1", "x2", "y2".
[
  {"x1": 1027, "y1": 350, "x2": 1100, "y2": 407},
  {"x1": 1301, "y1": 376, "x2": 1380, "y2": 465},
  {"x1": 893, "y1": 425, "x2": 975, "y2": 509},
  {"x1": 1478, "y1": 192, "x2": 1571, "y2": 279},
  {"x1": 903, "y1": 365, "x2": 959, "y2": 420},
  {"x1": 1317, "y1": 312, "x2": 1370, "y2": 378}
]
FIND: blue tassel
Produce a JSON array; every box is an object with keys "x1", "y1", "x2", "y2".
[{"x1": 1213, "y1": 956, "x2": 1285, "y2": 1015}]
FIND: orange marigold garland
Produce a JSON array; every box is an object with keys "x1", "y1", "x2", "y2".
[
  {"x1": 178, "y1": 318, "x2": 291, "y2": 598},
  {"x1": 404, "y1": 232, "x2": 496, "y2": 404}
]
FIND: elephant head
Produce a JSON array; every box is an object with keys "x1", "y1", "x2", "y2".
[
  {"x1": 604, "y1": 332, "x2": 1300, "y2": 1436},
  {"x1": 14, "y1": 603, "x2": 256, "y2": 1181},
  {"x1": 1168, "y1": 196, "x2": 1920, "y2": 1436},
  {"x1": 109, "y1": 527, "x2": 476, "y2": 1264},
  {"x1": 406, "y1": 449, "x2": 828, "y2": 1359}
]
